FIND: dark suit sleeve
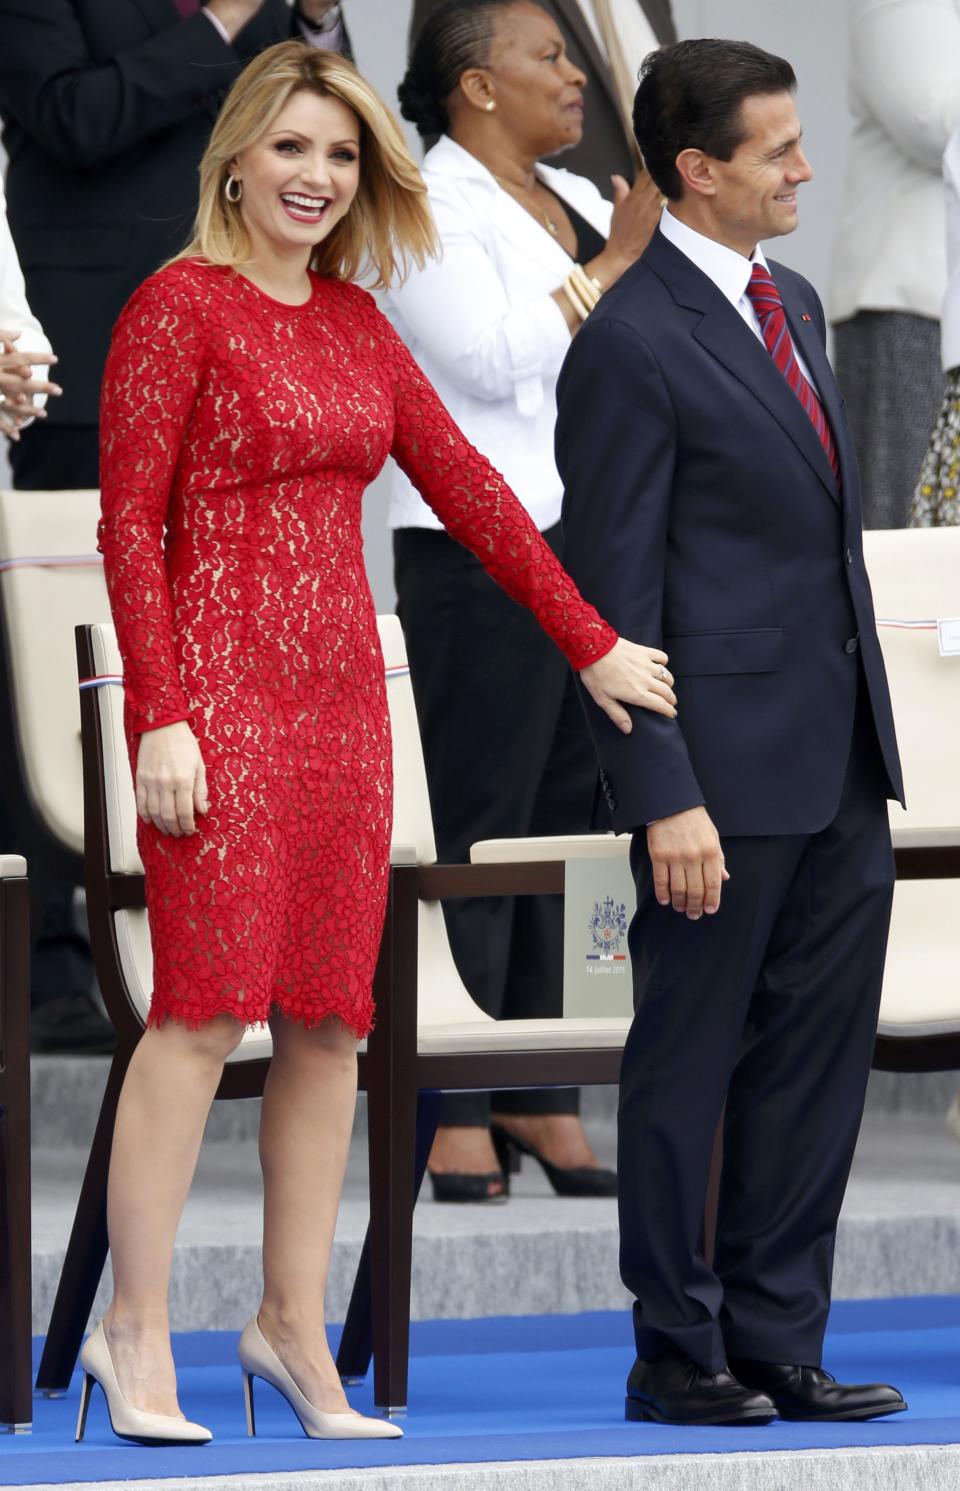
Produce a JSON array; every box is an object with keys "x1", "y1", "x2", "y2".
[
  {"x1": 0, "y1": 0, "x2": 292, "y2": 170},
  {"x1": 557, "y1": 313, "x2": 705, "y2": 832}
]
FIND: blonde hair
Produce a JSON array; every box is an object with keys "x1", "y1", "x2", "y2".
[{"x1": 170, "y1": 41, "x2": 437, "y2": 288}]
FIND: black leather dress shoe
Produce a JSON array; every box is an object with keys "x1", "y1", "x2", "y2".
[
  {"x1": 728, "y1": 1360, "x2": 907, "y2": 1421},
  {"x1": 626, "y1": 1352, "x2": 777, "y2": 1425}
]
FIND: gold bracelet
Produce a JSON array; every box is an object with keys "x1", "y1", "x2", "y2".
[
  {"x1": 569, "y1": 263, "x2": 603, "y2": 309},
  {"x1": 562, "y1": 274, "x2": 591, "y2": 322}
]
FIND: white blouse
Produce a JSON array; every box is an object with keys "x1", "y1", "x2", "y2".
[
  {"x1": 1, "y1": 175, "x2": 54, "y2": 422},
  {"x1": 830, "y1": 0, "x2": 960, "y2": 323},
  {"x1": 383, "y1": 135, "x2": 612, "y2": 533}
]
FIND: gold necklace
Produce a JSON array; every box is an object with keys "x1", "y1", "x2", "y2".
[{"x1": 492, "y1": 173, "x2": 560, "y2": 237}]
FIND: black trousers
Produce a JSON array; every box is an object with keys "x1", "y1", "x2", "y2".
[
  {"x1": 3, "y1": 423, "x2": 99, "y2": 1004},
  {"x1": 618, "y1": 689, "x2": 894, "y2": 1372},
  {"x1": 9, "y1": 422, "x2": 100, "y2": 491},
  {"x1": 394, "y1": 525, "x2": 598, "y2": 1126}
]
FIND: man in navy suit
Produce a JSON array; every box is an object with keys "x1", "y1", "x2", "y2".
[{"x1": 558, "y1": 39, "x2": 907, "y2": 1427}]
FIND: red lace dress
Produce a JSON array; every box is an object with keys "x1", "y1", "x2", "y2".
[{"x1": 98, "y1": 259, "x2": 615, "y2": 1035}]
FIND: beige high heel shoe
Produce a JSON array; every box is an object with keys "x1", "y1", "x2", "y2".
[
  {"x1": 238, "y1": 1316, "x2": 403, "y2": 1440},
  {"x1": 76, "y1": 1322, "x2": 212, "y2": 1445}
]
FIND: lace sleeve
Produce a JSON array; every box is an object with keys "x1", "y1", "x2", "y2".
[
  {"x1": 382, "y1": 305, "x2": 617, "y2": 671},
  {"x1": 98, "y1": 267, "x2": 203, "y2": 734}
]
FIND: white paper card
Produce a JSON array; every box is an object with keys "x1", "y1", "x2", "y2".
[
  {"x1": 937, "y1": 618, "x2": 960, "y2": 657},
  {"x1": 563, "y1": 854, "x2": 636, "y2": 1019}
]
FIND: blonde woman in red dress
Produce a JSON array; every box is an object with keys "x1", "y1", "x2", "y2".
[{"x1": 86, "y1": 40, "x2": 676, "y2": 1447}]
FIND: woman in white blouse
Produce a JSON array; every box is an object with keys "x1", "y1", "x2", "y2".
[
  {"x1": 386, "y1": 0, "x2": 660, "y2": 1203},
  {"x1": 830, "y1": 0, "x2": 960, "y2": 528},
  {"x1": 0, "y1": 175, "x2": 58, "y2": 442}
]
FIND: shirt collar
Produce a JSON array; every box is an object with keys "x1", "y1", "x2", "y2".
[{"x1": 659, "y1": 209, "x2": 769, "y2": 308}]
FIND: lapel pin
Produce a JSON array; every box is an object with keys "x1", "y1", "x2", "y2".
[{"x1": 801, "y1": 313, "x2": 812, "y2": 322}]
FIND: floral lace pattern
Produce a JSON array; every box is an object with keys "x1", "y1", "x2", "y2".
[{"x1": 98, "y1": 260, "x2": 615, "y2": 1033}]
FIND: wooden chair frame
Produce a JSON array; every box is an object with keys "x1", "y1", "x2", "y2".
[
  {"x1": 0, "y1": 857, "x2": 31, "y2": 1430},
  {"x1": 872, "y1": 844, "x2": 960, "y2": 1072}
]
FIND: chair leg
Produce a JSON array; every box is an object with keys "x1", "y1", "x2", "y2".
[
  {"x1": 0, "y1": 874, "x2": 32, "y2": 1429},
  {"x1": 336, "y1": 1090, "x2": 440, "y2": 1385},
  {"x1": 35, "y1": 1047, "x2": 131, "y2": 1393}
]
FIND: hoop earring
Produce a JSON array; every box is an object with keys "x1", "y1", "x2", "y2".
[{"x1": 225, "y1": 175, "x2": 243, "y2": 203}]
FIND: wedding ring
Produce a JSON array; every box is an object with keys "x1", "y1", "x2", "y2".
[{"x1": 656, "y1": 665, "x2": 667, "y2": 682}]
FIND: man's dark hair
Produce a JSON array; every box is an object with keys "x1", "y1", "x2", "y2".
[
  {"x1": 633, "y1": 39, "x2": 796, "y2": 201},
  {"x1": 399, "y1": 0, "x2": 523, "y2": 139}
]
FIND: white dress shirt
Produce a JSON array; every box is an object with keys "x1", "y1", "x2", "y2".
[
  {"x1": 573, "y1": 0, "x2": 659, "y2": 82},
  {"x1": 660, "y1": 208, "x2": 818, "y2": 391},
  {"x1": 0, "y1": 176, "x2": 53, "y2": 425},
  {"x1": 384, "y1": 136, "x2": 612, "y2": 533},
  {"x1": 830, "y1": 0, "x2": 960, "y2": 323}
]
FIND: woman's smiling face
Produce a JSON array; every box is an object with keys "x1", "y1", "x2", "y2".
[{"x1": 230, "y1": 89, "x2": 362, "y2": 258}]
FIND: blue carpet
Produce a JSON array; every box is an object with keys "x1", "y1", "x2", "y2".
[{"x1": 3, "y1": 1298, "x2": 959, "y2": 1484}]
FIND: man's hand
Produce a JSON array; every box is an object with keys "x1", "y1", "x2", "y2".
[
  {"x1": 647, "y1": 806, "x2": 729, "y2": 920},
  {"x1": 205, "y1": 0, "x2": 269, "y2": 40}
]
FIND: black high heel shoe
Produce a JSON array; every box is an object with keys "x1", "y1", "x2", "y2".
[
  {"x1": 491, "y1": 1122, "x2": 617, "y2": 1198},
  {"x1": 427, "y1": 1167, "x2": 510, "y2": 1203}
]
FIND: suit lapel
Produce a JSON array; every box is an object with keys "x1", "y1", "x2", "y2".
[
  {"x1": 641, "y1": 0, "x2": 678, "y2": 44},
  {"x1": 552, "y1": 0, "x2": 623, "y2": 124},
  {"x1": 645, "y1": 233, "x2": 841, "y2": 506}
]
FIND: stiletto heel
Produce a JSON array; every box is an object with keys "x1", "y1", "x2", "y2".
[
  {"x1": 75, "y1": 1372, "x2": 93, "y2": 1443},
  {"x1": 238, "y1": 1316, "x2": 403, "y2": 1439},
  {"x1": 491, "y1": 1122, "x2": 617, "y2": 1198},
  {"x1": 76, "y1": 1322, "x2": 212, "y2": 1446},
  {"x1": 242, "y1": 1368, "x2": 256, "y2": 1437}
]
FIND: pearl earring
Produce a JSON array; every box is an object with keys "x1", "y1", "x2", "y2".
[{"x1": 485, "y1": 100, "x2": 496, "y2": 112}]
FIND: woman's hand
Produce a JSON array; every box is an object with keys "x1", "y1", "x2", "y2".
[
  {"x1": 0, "y1": 328, "x2": 61, "y2": 440},
  {"x1": 136, "y1": 721, "x2": 209, "y2": 837},
  {"x1": 579, "y1": 639, "x2": 676, "y2": 733},
  {"x1": 588, "y1": 169, "x2": 664, "y2": 290}
]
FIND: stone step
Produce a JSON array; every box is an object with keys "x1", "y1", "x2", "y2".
[
  {"x1": 30, "y1": 1113, "x2": 960, "y2": 1336},
  {"x1": 28, "y1": 1056, "x2": 960, "y2": 1152}
]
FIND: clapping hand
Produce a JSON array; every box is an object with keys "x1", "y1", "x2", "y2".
[
  {"x1": 0, "y1": 328, "x2": 61, "y2": 440},
  {"x1": 579, "y1": 638, "x2": 676, "y2": 732}
]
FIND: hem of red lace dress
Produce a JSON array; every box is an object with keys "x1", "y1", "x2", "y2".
[{"x1": 146, "y1": 998, "x2": 375, "y2": 1040}]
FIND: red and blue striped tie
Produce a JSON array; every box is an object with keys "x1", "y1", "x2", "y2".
[{"x1": 746, "y1": 263, "x2": 839, "y2": 483}]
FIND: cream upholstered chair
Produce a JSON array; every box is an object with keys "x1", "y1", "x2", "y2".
[
  {"x1": 0, "y1": 489, "x2": 109, "y2": 874},
  {"x1": 0, "y1": 853, "x2": 31, "y2": 1431},
  {"x1": 862, "y1": 528, "x2": 960, "y2": 1067},
  {"x1": 40, "y1": 615, "x2": 636, "y2": 1412},
  {"x1": 337, "y1": 619, "x2": 638, "y2": 1412}
]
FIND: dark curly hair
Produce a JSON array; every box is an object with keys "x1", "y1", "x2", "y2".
[
  {"x1": 633, "y1": 39, "x2": 796, "y2": 200},
  {"x1": 399, "y1": 0, "x2": 524, "y2": 139}
]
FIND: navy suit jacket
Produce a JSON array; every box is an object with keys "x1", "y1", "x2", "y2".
[{"x1": 557, "y1": 228, "x2": 904, "y2": 838}]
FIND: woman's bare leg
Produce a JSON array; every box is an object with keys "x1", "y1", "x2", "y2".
[
  {"x1": 102, "y1": 1013, "x2": 244, "y2": 1415},
  {"x1": 257, "y1": 1012, "x2": 359, "y2": 1411}
]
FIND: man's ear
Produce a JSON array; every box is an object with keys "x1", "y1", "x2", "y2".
[{"x1": 675, "y1": 148, "x2": 717, "y2": 200}]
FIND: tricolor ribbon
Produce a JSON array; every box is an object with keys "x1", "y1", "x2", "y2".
[
  {"x1": 78, "y1": 675, "x2": 123, "y2": 691},
  {"x1": 0, "y1": 553, "x2": 102, "y2": 572},
  {"x1": 875, "y1": 619, "x2": 938, "y2": 631}
]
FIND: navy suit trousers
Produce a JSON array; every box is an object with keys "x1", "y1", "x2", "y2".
[{"x1": 618, "y1": 683, "x2": 895, "y2": 1372}]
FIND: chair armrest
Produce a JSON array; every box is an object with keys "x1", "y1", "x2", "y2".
[
  {"x1": 469, "y1": 833, "x2": 630, "y2": 864},
  {"x1": 0, "y1": 855, "x2": 27, "y2": 878},
  {"x1": 417, "y1": 860, "x2": 564, "y2": 899}
]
